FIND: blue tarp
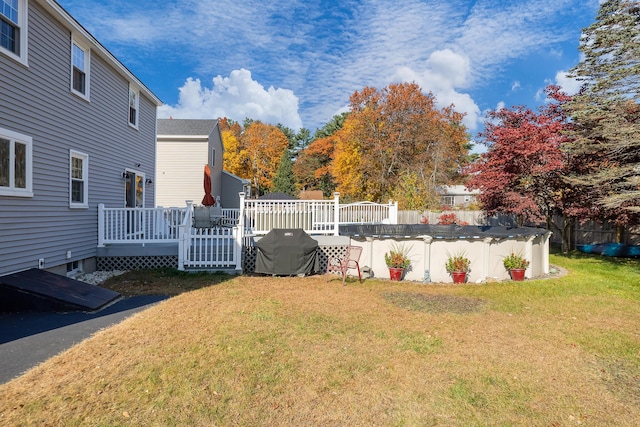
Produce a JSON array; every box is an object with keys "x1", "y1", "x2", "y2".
[{"x1": 577, "y1": 243, "x2": 640, "y2": 258}]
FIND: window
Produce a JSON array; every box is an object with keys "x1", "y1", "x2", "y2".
[
  {"x1": 70, "y1": 150, "x2": 88, "y2": 208},
  {"x1": 0, "y1": 127, "x2": 32, "y2": 197},
  {"x1": 71, "y1": 38, "x2": 90, "y2": 98},
  {"x1": 128, "y1": 85, "x2": 139, "y2": 128},
  {"x1": 0, "y1": 0, "x2": 27, "y2": 63}
]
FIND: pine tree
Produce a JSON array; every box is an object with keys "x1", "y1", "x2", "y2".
[
  {"x1": 564, "y1": 0, "x2": 640, "y2": 218},
  {"x1": 271, "y1": 150, "x2": 297, "y2": 196}
]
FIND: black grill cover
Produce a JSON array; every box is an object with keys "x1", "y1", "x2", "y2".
[{"x1": 254, "y1": 229, "x2": 319, "y2": 276}]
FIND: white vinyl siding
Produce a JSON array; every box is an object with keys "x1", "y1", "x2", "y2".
[
  {"x1": 156, "y1": 139, "x2": 208, "y2": 207},
  {"x1": 70, "y1": 37, "x2": 90, "y2": 99},
  {"x1": 69, "y1": 150, "x2": 88, "y2": 208},
  {"x1": 0, "y1": 127, "x2": 32, "y2": 197},
  {"x1": 0, "y1": 0, "x2": 27, "y2": 64}
]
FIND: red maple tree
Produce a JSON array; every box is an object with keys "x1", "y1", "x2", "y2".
[{"x1": 466, "y1": 86, "x2": 585, "y2": 251}]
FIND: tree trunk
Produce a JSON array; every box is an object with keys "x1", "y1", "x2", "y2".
[{"x1": 562, "y1": 217, "x2": 575, "y2": 253}]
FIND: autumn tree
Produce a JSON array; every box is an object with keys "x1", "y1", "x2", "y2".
[
  {"x1": 467, "y1": 86, "x2": 583, "y2": 251},
  {"x1": 564, "y1": 0, "x2": 640, "y2": 221},
  {"x1": 292, "y1": 114, "x2": 346, "y2": 197},
  {"x1": 332, "y1": 83, "x2": 469, "y2": 207},
  {"x1": 220, "y1": 119, "x2": 289, "y2": 196},
  {"x1": 219, "y1": 118, "x2": 250, "y2": 179}
]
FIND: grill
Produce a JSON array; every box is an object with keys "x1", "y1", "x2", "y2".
[{"x1": 254, "y1": 229, "x2": 319, "y2": 276}]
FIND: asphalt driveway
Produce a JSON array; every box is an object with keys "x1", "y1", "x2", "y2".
[{"x1": 0, "y1": 295, "x2": 167, "y2": 385}]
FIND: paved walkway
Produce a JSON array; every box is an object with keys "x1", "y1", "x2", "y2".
[{"x1": 0, "y1": 295, "x2": 167, "y2": 385}]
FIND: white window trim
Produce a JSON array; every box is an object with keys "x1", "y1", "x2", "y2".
[
  {"x1": 70, "y1": 37, "x2": 90, "y2": 100},
  {"x1": 0, "y1": 127, "x2": 33, "y2": 197},
  {"x1": 128, "y1": 84, "x2": 139, "y2": 129},
  {"x1": 0, "y1": 0, "x2": 28, "y2": 65},
  {"x1": 69, "y1": 149, "x2": 88, "y2": 208}
]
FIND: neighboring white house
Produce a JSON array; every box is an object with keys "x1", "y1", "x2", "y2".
[
  {"x1": 156, "y1": 119, "x2": 249, "y2": 208},
  {"x1": 438, "y1": 185, "x2": 480, "y2": 208},
  {"x1": 0, "y1": 0, "x2": 161, "y2": 278}
]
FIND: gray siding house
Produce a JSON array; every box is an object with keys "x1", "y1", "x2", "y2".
[{"x1": 0, "y1": 0, "x2": 161, "y2": 278}]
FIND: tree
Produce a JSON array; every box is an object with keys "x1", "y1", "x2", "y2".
[
  {"x1": 564, "y1": 0, "x2": 640, "y2": 220},
  {"x1": 276, "y1": 124, "x2": 312, "y2": 152},
  {"x1": 271, "y1": 150, "x2": 297, "y2": 195},
  {"x1": 220, "y1": 118, "x2": 289, "y2": 196},
  {"x1": 292, "y1": 114, "x2": 347, "y2": 197},
  {"x1": 467, "y1": 86, "x2": 583, "y2": 251},
  {"x1": 331, "y1": 83, "x2": 469, "y2": 207},
  {"x1": 219, "y1": 118, "x2": 250, "y2": 178},
  {"x1": 241, "y1": 121, "x2": 289, "y2": 196}
]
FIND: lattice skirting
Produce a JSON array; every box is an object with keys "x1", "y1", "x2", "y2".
[
  {"x1": 97, "y1": 255, "x2": 178, "y2": 271},
  {"x1": 243, "y1": 245, "x2": 346, "y2": 274}
]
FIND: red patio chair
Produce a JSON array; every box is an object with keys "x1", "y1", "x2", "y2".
[{"x1": 326, "y1": 245, "x2": 363, "y2": 285}]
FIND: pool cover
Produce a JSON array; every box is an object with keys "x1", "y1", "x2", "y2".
[{"x1": 339, "y1": 224, "x2": 549, "y2": 239}]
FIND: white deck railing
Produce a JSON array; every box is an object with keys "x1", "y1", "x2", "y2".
[
  {"x1": 339, "y1": 201, "x2": 397, "y2": 224},
  {"x1": 238, "y1": 192, "x2": 398, "y2": 236},
  {"x1": 239, "y1": 192, "x2": 340, "y2": 236},
  {"x1": 98, "y1": 204, "x2": 187, "y2": 246}
]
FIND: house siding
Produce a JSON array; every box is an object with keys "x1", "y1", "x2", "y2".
[
  {"x1": 0, "y1": 1, "x2": 158, "y2": 276},
  {"x1": 156, "y1": 139, "x2": 208, "y2": 207}
]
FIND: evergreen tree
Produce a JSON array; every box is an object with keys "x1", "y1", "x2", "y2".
[
  {"x1": 271, "y1": 150, "x2": 297, "y2": 196},
  {"x1": 564, "y1": 0, "x2": 640, "y2": 219}
]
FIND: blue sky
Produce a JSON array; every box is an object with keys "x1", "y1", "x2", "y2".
[{"x1": 57, "y1": 0, "x2": 601, "y2": 136}]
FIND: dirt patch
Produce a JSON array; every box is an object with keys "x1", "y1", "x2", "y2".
[
  {"x1": 381, "y1": 292, "x2": 488, "y2": 314},
  {"x1": 100, "y1": 268, "x2": 230, "y2": 296}
]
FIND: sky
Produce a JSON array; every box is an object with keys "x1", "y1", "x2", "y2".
[{"x1": 57, "y1": 0, "x2": 602, "y2": 138}]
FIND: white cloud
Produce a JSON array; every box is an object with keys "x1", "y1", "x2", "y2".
[
  {"x1": 158, "y1": 69, "x2": 303, "y2": 130},
  {"x1": 392, "y1": 49, "x2": 481, "y2": 130},
  {"x1": 511, "y1": 81, "x2": 521, "y2": 91},
  {"x1": 554, "y1": 70, "x2": 583, "y2": 95}
]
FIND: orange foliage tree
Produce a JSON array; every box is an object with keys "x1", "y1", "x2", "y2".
[
  {"x1": 220, "y1": 118, "x2": 289, "y2": 196},
  {"x1": 332, "y1": 83, "x2": 470, "y2": 207},
  {"x1": 292, "y1": 134, "x2": 336, "y2": 196},
  {"x1": 219, "y1": 118, "x2": 250, "y2": 179}
]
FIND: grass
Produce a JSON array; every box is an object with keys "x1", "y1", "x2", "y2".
[{"x1": 0, "y1": 251, "x2": 639, "y2": 426}]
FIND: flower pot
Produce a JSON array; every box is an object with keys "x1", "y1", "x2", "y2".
[
  {"x1": 509, "y1": 268, "x2": 525, "y2": 281},
  {"x1": 451, "y1": 271, "x2": 467, "y2": 283},
  {"x1": 388, "y1": 267, "x2": 404, "y2": 281}
]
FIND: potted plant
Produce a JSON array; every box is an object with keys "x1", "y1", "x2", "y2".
[
  {"x1": 445, "y1": 252, "x2": 471, "y2": 283},
  {"x1": 384, "y1": 243, "x2": 411, "y2": 281},
  {"x1": 503, "y1": 251, "x2": 530, "y2": 281}
]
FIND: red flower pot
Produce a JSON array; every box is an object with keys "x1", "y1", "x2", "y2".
[
  {"x1": 388, "y1": 267, "x2": 404, "y2": 281},
  {"x1": 451, "y1": 272, "x2": 467, "y2": 283},
  {"x1": 509, "y1": 268, "x2": 526, "y2": 281}
]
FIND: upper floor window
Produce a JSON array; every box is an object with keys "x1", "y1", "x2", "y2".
[
  {"x1": 0, "y1": 126, "x2": 32, "y2": 197},
  {"x1": 70, "y1": 150, "x2": 88, "y2": 208},
  {"x1": 0, "y1": 0, "x2": 27, "y2": 64},
  {"x1": 71, "y1": 38, "x2": 90, "y2": 99},
  {"x1": 129, "y1": 85, "x2": 139, "y2": 128}
]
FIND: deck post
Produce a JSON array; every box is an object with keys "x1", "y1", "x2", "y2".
[
  {"x1": 178, "y1": 201, "x2": 193, "y2": 270},
  {"x1": 389, "y1": 200, "x2": 398, "y2": 224},
  {"x1": 333, "y1": 192, "x2": 340, "y2": 236},
  {"x1": 98, "y1": 204, "x2": 105, "y2": 247}
]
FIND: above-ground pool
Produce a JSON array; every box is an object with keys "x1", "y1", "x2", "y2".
[{"x1": 338, "y1": 224, "x2": 551, "y2": 283}]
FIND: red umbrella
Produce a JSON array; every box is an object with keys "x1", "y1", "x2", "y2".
[{"x1": 202, "y1": 164, "x2": 215, "y2": 206}]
